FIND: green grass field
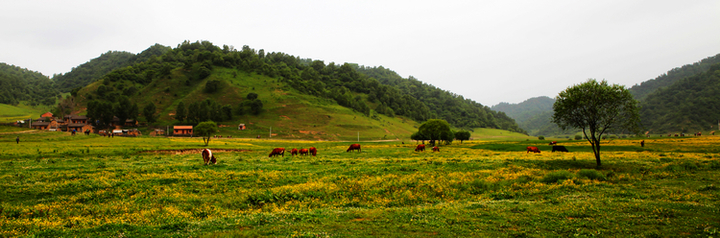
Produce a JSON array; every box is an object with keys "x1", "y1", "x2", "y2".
[
  {"x1": 1, "y1": 128, "x2": 718, "y2": 237},
  {"x1": 0, "y1": 103, "x2": 51, "y2": 124}
]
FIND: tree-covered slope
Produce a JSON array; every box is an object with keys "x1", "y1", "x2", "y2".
[
  {"x1": 52, "y1": 44, "x2": 170, "y2": 93},
  {"x1": 491, "y1": 96, "x2": 563, "y2": 136},
  {"x1": 68, "y1": 40, "x2": 524, "y2": 135},
  {"x1": 357, "y1": 66, "x2": 525, "y2": 133},
  {"x1": 639, "y1": 63, "x2": 720, "y2": 133},
  {"x1": 629, "y1": 53, "x2": 720, "y2": 101},
  {"x1": 0, "y1": 63, "x2": 59, "y2": 106}
]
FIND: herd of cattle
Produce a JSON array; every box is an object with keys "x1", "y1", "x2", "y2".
[
  {"x1": 201, "y1": 141, "x2": 573, "y2": 165},
  {"x1": 527, "y1": 141, "x2": 569, "y2": 153}
]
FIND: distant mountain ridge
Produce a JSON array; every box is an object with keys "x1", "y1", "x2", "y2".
[
  {"x1": 491, "y1": 96, "x2": 566, "y2": 136},
  {"x1": 496, "y1": 53, "x2": 720, "y2": 136}
]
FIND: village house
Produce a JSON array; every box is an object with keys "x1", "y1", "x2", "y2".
[
  {"x1": 68, "y1": 123, "x2": 94, "y2": 134},
  {"x1": 31, "y1": 120, "x2": 59, "y2": 131},
  {"x1": 68, "y1": 115, "x2": 88, "y2": 124},
  {"x1": 173, "y1": 125, "x2": 193, "y2": 136}
]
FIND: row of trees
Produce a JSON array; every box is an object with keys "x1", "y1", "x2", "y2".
[
  {"x1": 173, "y1": 93, "x2": 263, "y2": 125},
  {"x1": 411, "y1": 119, "x2": 472, "y2": 145}
]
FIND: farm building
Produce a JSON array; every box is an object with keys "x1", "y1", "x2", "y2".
[
  {"x1": 66, "y1": 115, "x2": 88, "y2": 124},
  {"x1": 238, "y1": 124, "x2": 246, "y2": 130},
  {"x1": 174, "y1": 125, "x2": 193, "y2": 135},
  {"x1": 124, "y1": 119, "x2": 138, "y2": 127},
  {"x1": 31, "y1": 120, "x2": 59, "y2": 131},
  {"x1": 150, "y1": 129, "x2": 165, "y2": 136},
  {"x1": 41, "y1": 112, "x2": 53, "y2": 118},
  {"x1": 68, "y1": 123, "x2": 94, "y2": 134}
]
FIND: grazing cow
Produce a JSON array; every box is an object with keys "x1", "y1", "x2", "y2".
[
  {"x1": 432, "y1": 146, "x2": 440, "y2": 152},
  {"x1": 269, "y1": 148, "x2": 285, "y2": 157},
  {"x1": 309, "y1": 147, "x2": 317, "y2": 156},
  {"x1": 526, "y1": 146, "x2": 541, "y2": 153},
  {"x1": 549, "y1": 141, "x2": 557, "y2": 145},
  {"x1": 552, "y1": 146, "x2": 569, "y2": 152},
  {"x1": 347, "y1": 144, "x2": 361, "y2": 152},
  {"x1": 299, "y1": 148, "x2": 309, "y2": 156},
  {"x1": 415, "y1": 144, "x2": 426, "y2": 152},
  {"x1": 202, "y1": 149, "x2": 216, "y2": 165},
  {"x1": 291, "y1": 148, "x2": 298, "y2": 156}
]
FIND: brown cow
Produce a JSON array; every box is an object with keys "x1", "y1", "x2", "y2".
[
  {"x1": 347, "y1": 144, "x2": 361, "y2": 152},
  {"x1": 526, "y1": 146, "x2": 540, "y2": 153},
  {"x1": 299, "y1": 148, "x2": 309, "y2": 156},
  {"x1": 415, "y1": 144, "x2": 426, "y2": 152},
  {"x1": 432, "y1": 146, "x2": 440, "y2": 152},
  {"x1": 202, "y1": 149, "x2": 216, "y2": 165},
  {"x1": 269, "y1": 148, "x2": 285, "y2": 157},
  {"x1": 309, "y1": 147, "x2": 317, "y2": 156},
  {"x1": 549, "y1": 141, "x2": 557, "y2": 145},
  {"x1": 291, "y1": 148, "x2": 298, "y2": 156}
]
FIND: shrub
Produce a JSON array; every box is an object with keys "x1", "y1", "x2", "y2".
[
  {"x1": 574, "y1": 135, "x2": 582, "y2": 140},
  {"x1": 541, "y1": 171, "x2": 574, "y2": 184},
  {"x1": 578, "y1": 169, "x2": 606, "y2": 181},
  {"x1": 538, "y1": 136, "x2": 545, "y2": 140}
]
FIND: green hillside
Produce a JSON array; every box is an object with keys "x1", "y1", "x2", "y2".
[
  {"x1": 629, "y1": 53, "x2": 720, "y2": 101},
  {"x1": 639, "y1": 63, "x2": 720, "y2": 133},
  {"x1": 0, "y1": 63, "x2": 59, "y2": 106},
  {"x1": 0, "y1": 103, "x2": 50, "y2": 123},
  {"x1": 62, "y1": 40, "x2": 523, "y2": 140},
  {"x1": 52, "y1": 44, "x2": 170, "y2": 93}
]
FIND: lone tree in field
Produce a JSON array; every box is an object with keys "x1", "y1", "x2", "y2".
[
  {"x1": 194, "y1": 121, "x2": 218, "y2": 146},
  {"x1": 455, "y1": 130, "x2": 471, "y2": 144},
  {"x1": 417, "y1": 119, "x2": 454, "y2": 145},
  {"x1": 552, "y1": 79, "x2": 640, "y2": 167}
]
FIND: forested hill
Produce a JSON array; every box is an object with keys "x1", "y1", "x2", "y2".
[
  {"x1": 0, "y1": 63, "x2": 59, "y2": 105},
  {"x1": 491, "y1": 96, "x2": 566, "y2": 136},
  {"x1": 356, "y1": 66, "x2": 525, "y2": 132},
  {"x1": 639, "y1": 63, "x2": 720, "y2": 133},
  {"x1": 52, "y1": 44, "x2": 170, "y2": 93},
  {"x1": 492, "y1": 96, "x2": 554, "y2": 123},
  {"x1": 629, "y1": 53, "x2": 720, "y2": 101},
  {"x1": 68, "y1": 40, "x2": 524, "y2": 133}
]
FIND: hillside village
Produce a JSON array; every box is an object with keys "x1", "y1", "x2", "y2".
[{"x1": 18, "y1": 111, "x2": 144, "y2": 136}]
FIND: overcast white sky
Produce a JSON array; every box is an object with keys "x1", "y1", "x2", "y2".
[{"x1": 2, "y1": 1, "x2": 719, "y2": 106}]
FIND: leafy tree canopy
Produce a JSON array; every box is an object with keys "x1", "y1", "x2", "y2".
[
  {"x1": 195, "y1": 121, "x2": 218, "y2": 146},
  {"x1": 418, "y1": 119, "x2": 454, "y2": 145},
  {"x1": 552, "y1": 79, "x2": 641, "y2": 167}
]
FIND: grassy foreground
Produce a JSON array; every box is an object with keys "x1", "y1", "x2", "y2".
[{"x1": 1, "y1": 130, "x2": 719, "y2": 237}]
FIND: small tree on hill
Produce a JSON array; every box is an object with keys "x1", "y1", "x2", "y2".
[
  {"x1": 143, "y1": 102, "x2": 157, "y2": 124},
  {"x1": 175, "y1": 101, "x2": 186, "y2": 122},
  {"x1": 552, "y1": 79, "x2": 641, "y2": 167},
  {"x1": 194, "y1": 121, "x2": 218, "y2": 146},
  {"x1": 455, "y1": 130, "x2": 471, "y2": 144}
]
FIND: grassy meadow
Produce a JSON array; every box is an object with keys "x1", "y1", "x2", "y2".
[{"x1": 1, "y1": 129, "x2": 719, "y2": 237}]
